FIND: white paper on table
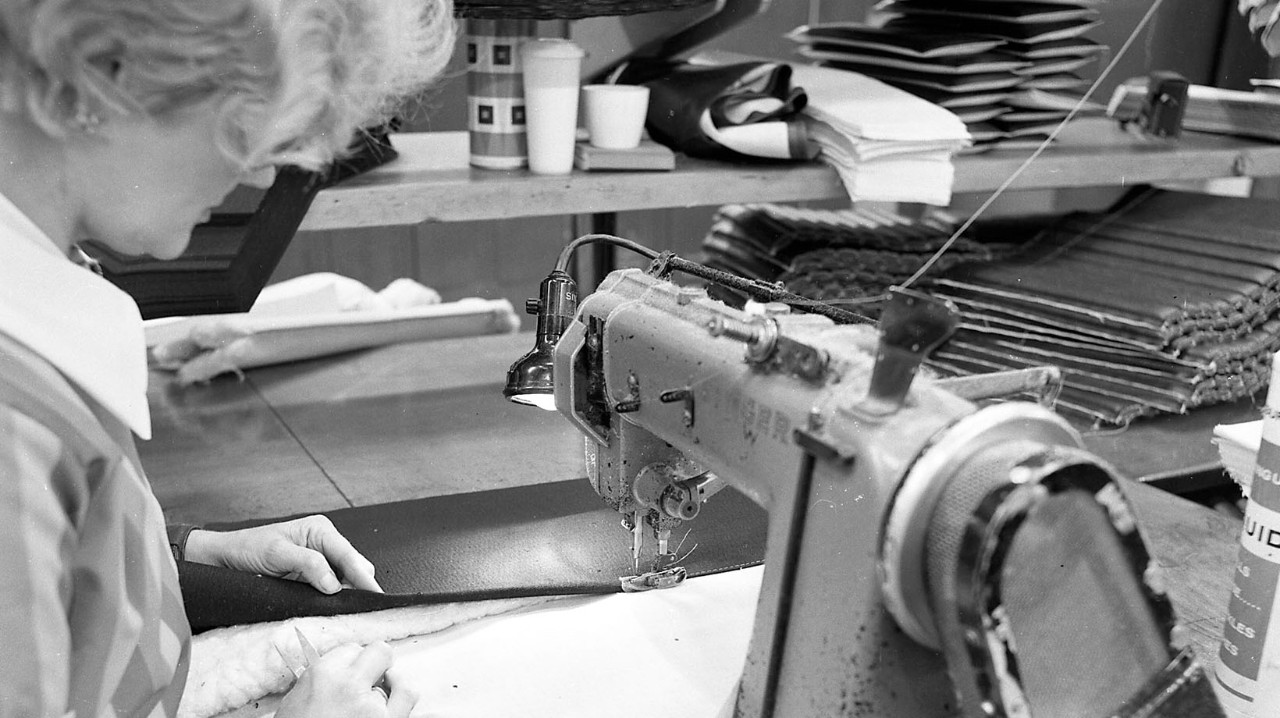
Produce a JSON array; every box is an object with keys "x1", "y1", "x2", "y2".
[
  {"x1": 395, "y1": 565, "x2": 763, "y2": 718},
  {"x1": 215, "y1": 566, "x2": 764, "y2": 718}
]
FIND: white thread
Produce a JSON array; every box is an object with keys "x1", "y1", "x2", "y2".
[{"x1": 898, "y1": 0, "x2": 1169, "y2": 291}]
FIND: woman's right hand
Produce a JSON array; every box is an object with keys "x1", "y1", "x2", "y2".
[{"x1": 274, "y1": 641, "x2": 419, "y2": 718}]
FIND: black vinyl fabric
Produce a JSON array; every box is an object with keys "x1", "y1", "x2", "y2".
[
  {"x1": 179, "y1": 479, "x2": 768, "y2": 632},
  {"x1": 616, "y1": 61, "x2": 816, "y2": 163},
  {"x1": 924, "y1": 187, "x2": 1280, "y2": 425},
  {"x1": 705, "y1": 190, "x2": 1280, "y2": 427}
]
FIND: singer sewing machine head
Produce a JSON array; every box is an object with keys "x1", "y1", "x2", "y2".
[{"x1": 506, "y1": 250, "x2": 1223, "y2": 717}]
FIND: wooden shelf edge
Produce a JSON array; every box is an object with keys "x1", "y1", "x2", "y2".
[{"x1": 298, "y1": 122, "x2": 1280, "y2": 231}]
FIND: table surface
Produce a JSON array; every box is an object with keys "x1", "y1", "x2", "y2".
[
  {"x1": 143, "y1": 333, "x2": 586, "y2": 525},
  {"x1": 140, "y1": 332, "x2": 1247, "y2": 526},
  {"x1": 295, "y1": 120, "x2": 1280, "y2": 231},
  {"x1": 145, "y1": 332, "x2": 1244, "y2": 717}
]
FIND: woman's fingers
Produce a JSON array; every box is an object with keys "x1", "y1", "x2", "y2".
[
  {"x1": 219, "y1": 515, "x2": 383, "y2": 594},
  {"x1": 349, "y1": 641, "x2": 395, "y2": 686},
  {"x1": 383, "y1": 666, "x2": 419, "y2": 718},
  {"x1": 299, "y1": 517, "x2": 382, "y2": 593},
  {"x1": 270, "y1": 542, "x2": 345, "y2": 594}
]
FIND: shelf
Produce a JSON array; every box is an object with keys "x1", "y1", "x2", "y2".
[{"x1": 299, "y1": 118, "x2": 1280, "y2": 231}]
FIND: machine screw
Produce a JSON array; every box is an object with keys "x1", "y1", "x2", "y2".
[
  {"x1": 615, "y1": 373, "x2": 642, "y2": 413},
  {"x1": 659, "y1": 389, "x2": 691, "y2": 403},
  {"x1": 662, "y1": 486, "x2": 700, "y2": 520},
  {"x1": 659, "y1": 388, "x2": 695, "y2": 428},
  {"x1": 707, "y1": 316, "x2": 778, "y2": 363},
  {"x1": 707, "y1": 316, "x2": 761, "y2": 343},
  {"x1": 614, "y1": 399, "x2": 642, "y2": 413}
]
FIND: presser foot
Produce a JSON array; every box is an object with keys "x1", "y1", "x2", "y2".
[
  {"x1": 620, "y1": 566, "x2": 688, "y2": 593},
  {"x1": 624, "y1": 513, "x2": 680, "y2": 574}
]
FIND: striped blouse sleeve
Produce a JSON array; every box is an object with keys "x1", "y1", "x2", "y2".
[{"x1": 0, "y1": 403, "x2": 88, "y2": 717}]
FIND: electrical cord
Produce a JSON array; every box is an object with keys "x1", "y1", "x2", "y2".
[{"x1": 554, "y1": 233, "x2": 873, "y2": 324}]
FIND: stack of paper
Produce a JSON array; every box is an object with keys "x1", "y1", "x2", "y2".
[
  {"x1": 788, "y1": 64, "x2": 971, "y2": 205},
  {"x1": 787, "y1": 1, "x2": 1109, "y2": 151}
]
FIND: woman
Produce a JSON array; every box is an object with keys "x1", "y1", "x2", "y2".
[{"x1": 0, "y1": 0, "x2": 455, "y2": 716}]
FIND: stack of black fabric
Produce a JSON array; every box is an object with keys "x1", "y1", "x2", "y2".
[
  {"x1": 702, "y1": 189, "x2": 1280, "y2": 428},
  {"x1": 701, "y1": 202, "x2": 1015, "y2": 311},
  {"x1": 787, "y1": 2, "x2": 1109, "y2": 151},
  {"x1": 928, "y1": 188, "x2": 1280, "y2": 426}
]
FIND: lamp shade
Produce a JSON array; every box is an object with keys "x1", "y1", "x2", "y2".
[{"x1": 504, "y1": 339, "x2": 557, "y2": 410}]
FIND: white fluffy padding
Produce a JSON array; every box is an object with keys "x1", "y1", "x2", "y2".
[
  {"x1": 146, "y1": 274, "x2": 520, "y2": 384},
  {"x1": 178, "y1": 596, "x2": 555, "y2": 718}
]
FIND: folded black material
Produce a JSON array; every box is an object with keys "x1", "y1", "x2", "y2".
[
  {"x1": 180, "y1": 478, "x2": 768, "y2": 632},
  {"x1": 933, "y1": 187, "x2": 1280, "y2": 344},
  {"x1": 700, "y1": 202, "x2": 1015, "y2": 317},
  {"x1": 922, "y1": 187, "x2": 1280, "y2": 425},
  {"x1": 701, "y1": 190, "x2": 1280, "y2": 427},
  {"x1": 615, "y1": 60, "x2": 814, "y2": 163}
]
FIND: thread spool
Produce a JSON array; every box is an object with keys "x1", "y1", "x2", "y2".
[{"x1": 465, "y1": 19, "x2": 535, "y2": 169}]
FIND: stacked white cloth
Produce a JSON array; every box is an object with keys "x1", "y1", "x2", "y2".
[
  {"x1": 683, "y1": 51, "x2": 970, "y2": 206},
  {"x1": 789, "y1": 63, "x2": 971, "y2": 206},
  {"x1": 148, "y1": 273, "x2": 520, "y2": 384}
]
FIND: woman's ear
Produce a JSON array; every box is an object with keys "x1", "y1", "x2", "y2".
[
  {"x1": 74, "y1": 53, "x2": 126, "y2": 114},
  {"x1": 72, "y1": 50, "x2": 153, "y2": 128}
]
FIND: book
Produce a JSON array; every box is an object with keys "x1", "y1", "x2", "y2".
[{"x1": 573, "y1": 139, "x2": 676, "y2": 171}]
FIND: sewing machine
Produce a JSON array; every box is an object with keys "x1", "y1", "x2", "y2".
[{"x1": 507, "y1": 258, "x2": 1225, "y2": 717}]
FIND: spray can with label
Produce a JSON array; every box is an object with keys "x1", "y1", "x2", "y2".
[{"x1": 1216, "y1": 356, "x2": 1280, "y2": 716}]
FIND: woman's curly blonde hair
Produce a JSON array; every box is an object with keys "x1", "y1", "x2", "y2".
[{"x1": 0, "y1": 0, "x2": 456, "y2": 170}]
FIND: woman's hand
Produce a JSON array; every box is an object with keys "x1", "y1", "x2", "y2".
[
  {"x1": 184, "y1": 515, "x2": 382, "y2": 594},
  {"x1": 275, "y1": 642, "x2": 419, "y2": 718}
]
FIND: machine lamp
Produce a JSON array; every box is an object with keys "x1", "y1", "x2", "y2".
[
  {"x1": 504, "y1": 269, "x2": 578, "y2": 410},
  {"x1": 504, "y1": 232, "x2": 872, "y2": 411}
]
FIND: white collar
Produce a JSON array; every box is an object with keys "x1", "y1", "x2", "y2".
[{"x1": 0, "y1": 191, "x2": 151, "y2": 439}]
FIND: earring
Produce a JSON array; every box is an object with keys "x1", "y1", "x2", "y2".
[{"x1": 71, "y1": 105, "x2": 102, "y2": 133}]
